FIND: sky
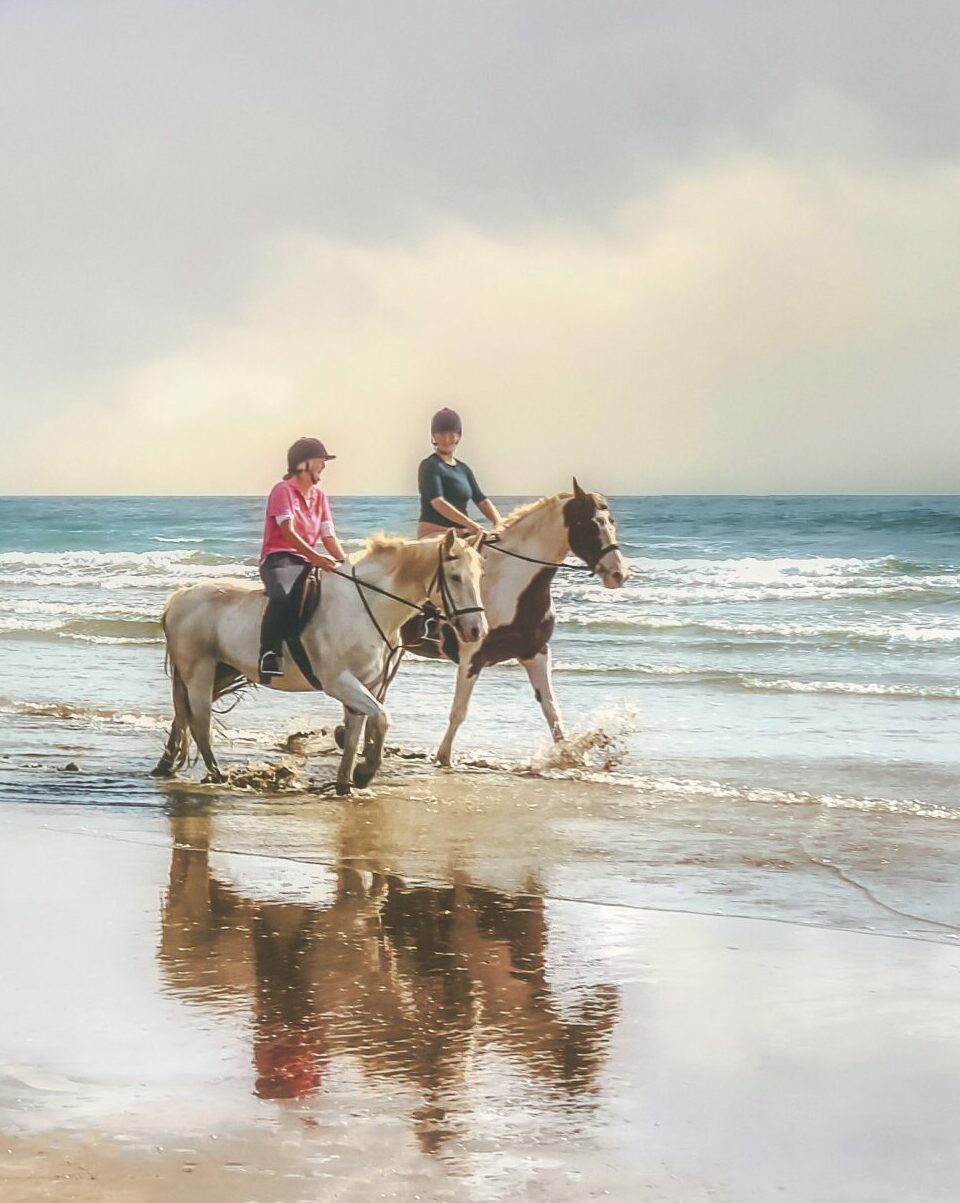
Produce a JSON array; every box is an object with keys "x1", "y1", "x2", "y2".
[{"x1": 1, "y1": 0, "x2": 958, "y2": 496}]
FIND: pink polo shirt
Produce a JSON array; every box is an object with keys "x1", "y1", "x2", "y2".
[{"x1": 260, "y1": 479, "x2": 334, "y2": 563}]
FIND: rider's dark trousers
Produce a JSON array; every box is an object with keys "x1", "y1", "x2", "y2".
[{"x1": 259, "y1": 552, "x2": 311, "y2": 659}]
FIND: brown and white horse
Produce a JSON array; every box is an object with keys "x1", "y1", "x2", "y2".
[
  {"x1": 152, "y1": 529, "x2": 486, "y2": 793},
  {"x1": 404, "y1": 480, "x2": 629, "y2": 765}
]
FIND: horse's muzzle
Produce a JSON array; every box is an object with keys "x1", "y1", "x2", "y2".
[
  {"x1": 455, "y1": 612, "x2": 488, "y2": 644},
  {"x1": 597, "y1": 550, "x2": 630, "y2": 589}
]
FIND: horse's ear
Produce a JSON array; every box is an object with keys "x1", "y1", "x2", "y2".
[
  {"x1": 468, "y1": 531, "x2": 486, "y2": 550},
  {"x1": 442, "y1": 528, "x2": 457, "y2": 555},
  {"x1": 573, "y1": 477, "x2": 588, "y2": 501}
]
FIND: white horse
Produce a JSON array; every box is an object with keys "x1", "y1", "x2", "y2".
[
  {"x1": 152, "y1": 529, "x2": 486, "y2": 793},
  {"x1": 400, "y1": 481, "x2": 630, "y2": 764}
]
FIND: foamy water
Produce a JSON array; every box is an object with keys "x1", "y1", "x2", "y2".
[{"x1": 2, "y1": 494, "x2": 960, "y2": 814}]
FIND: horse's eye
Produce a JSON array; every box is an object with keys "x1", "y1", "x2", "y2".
[{"x1": 451, "y1": 573, "x2": 462, "y2": 584}]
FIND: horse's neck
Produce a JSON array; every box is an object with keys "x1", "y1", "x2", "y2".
[
  {"x1": 500, "y1": 498, "x2": 568, "y2": 562},
  {"x1": 353, "y1": 542, "x2": 436, "y2": 631}
]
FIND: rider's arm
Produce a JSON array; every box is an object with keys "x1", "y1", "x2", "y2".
[
  {"x1": 317, "y1": 491, "x2": 345, "y2": 562},
  {"x1": 277, "y1": 519, "x2": 337, "y2": 569},
  {"x1": 478, "y1": 498, "x2": 502, "y2": 526},
  {"x1": 465, "y1": 465, "x2": 500, "y2": 527},
  {"x1": 322, "y1": 533, "x2": 346, "y2": 562},
  {"x1": 430, "y1": 496, "x2": 484, "y2": 533}
]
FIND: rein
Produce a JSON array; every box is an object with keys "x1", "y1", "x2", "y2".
[
  {"x1": 322, "y1": 544, "x2": 484, "y2": 699},
  {"x1": 483, "y1": 536, "x2": 621, "y2": 575}
]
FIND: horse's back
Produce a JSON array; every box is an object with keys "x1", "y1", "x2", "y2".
[{"x1": 163, "y1": 579, "x2": 263, "y2": 653}]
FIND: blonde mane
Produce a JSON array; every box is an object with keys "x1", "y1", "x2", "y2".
[
  {"x1": 360, "y1": 532, "x2": 416, "y2": 555},
  {"x1": 498, "y1": 493, "x2": 570, "y2": 531}
]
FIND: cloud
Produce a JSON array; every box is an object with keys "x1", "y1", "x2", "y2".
[
  {"x1": 7, "y1": 155, "x2": 958, "y2": 495},
  {"x1": 1, "y1": 3, "x2": 958, "y2": 493}
]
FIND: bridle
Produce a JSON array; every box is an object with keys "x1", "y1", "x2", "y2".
[{"x1": 323, "y1": 543, "x2": 485, "y2": 698}]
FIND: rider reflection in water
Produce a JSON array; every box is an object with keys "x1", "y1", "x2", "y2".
[
  {"x1": 258, "y1": 437, "x2": 346, "y2": 682},
  {"x1": 417, "y1": 409, "x2": 502, "y2": 537},
  {"x1": 252, "y1": 909, "x2": 328, "y2": 1101}
]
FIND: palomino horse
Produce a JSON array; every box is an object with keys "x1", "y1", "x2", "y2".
[
  {"x1": 152, "y1": 529, "x2": 486, "y2": 793},
  {"x1": 401, "y1": 480, "x2": 629, "y2": 765}
]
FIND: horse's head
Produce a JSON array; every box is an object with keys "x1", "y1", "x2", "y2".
[
  {"x1": 436, "y1": 529, "x2": 489, "y2": 643},
  {"x1": 563, "y1": 479, "x2": 630, "y2": 589}
]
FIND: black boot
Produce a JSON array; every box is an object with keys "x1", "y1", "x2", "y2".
[{"x1": 259, "y1": 650, "x2": 284, "y2": 680}]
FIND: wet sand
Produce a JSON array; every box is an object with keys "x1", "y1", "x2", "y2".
[{"x1": 2, "y1": 759, "x2": 960, "y2": 1202}]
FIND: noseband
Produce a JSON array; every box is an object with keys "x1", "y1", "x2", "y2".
[{"x1": 430, "y1": 546, "x2": 487, "y2": 620}]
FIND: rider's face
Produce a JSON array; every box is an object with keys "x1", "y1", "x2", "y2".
[
  {"x1": 434, "y1": 431, "x2": 460, "y2": 455},
  {"x1": 305, "y1": 458, "x2": 327, "y2": 483}
]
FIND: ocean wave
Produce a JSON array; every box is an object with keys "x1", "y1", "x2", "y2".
[
  {"x1": 738, "y1": 677, "x2": 960, "y2": 699},
  {"x1": 550, "y1": 662, "x2": 960, "y2": 698},
  {"x1": 558, "y1": 610, "x2": 960, "y2": 645},
  {"x1": 0, "y1": 697, "x2": 169, "y2": 730},
  {"x1": 0, "y1": 549, "x2": 254, "y2": 590},
  {"x1": 543, "y1": 770, "x2": 960, "y2": 822},
  {"x1": 0, "y1": 614, "x2": 162, "y2": 645},
  {"x1": 0, "y1": 598, "x2": 150, "y2": 620},
  {"x1": 151, "y1": 536, "x2": 206, "y2": 544},
  {"x1": 0, "y1": 697, "x2": 279, "y2": 745}
]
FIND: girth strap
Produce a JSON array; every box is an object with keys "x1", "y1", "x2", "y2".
[{"x1": 284, "y1": 631, "x2": 324, "y2": 691}]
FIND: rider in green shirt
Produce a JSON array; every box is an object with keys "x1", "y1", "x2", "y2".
[{"x1": 417, "y1": 409, "x2": 502, "y2": 536}]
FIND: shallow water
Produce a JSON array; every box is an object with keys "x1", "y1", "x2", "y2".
[{"x1": 3, "y1": 495, "x2": 960, "y2": 818}]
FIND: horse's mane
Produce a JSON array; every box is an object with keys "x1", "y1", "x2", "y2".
[
  {"x1": 498, "y1": 493, "x2": 570, "y2": 531},
  {"x1": 359, "y1": 532, "x2": 416, "y2": 555}
]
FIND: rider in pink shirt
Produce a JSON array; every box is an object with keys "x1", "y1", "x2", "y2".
[{"x1": 258, "y1": 437, "x2": 345, "y2": 680}]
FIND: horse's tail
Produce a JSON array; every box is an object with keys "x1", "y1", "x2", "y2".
[
  {"x1": 152, "y1": 589, "x2": 194, "y2": 773},
  {"x1": 168, "y1": 668, "x2": 192, "y2": 770},
  {"x1": 159, "y1": 589, "x2": 183, "y2": 678}
]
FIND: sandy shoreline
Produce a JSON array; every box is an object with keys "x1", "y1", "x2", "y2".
[{"x1": 2, "y1": 767, "x2": 960, "y2": 1202}]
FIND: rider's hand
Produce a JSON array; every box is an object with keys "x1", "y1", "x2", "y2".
[{"x1": 312, "y1": 553, "x2": 339, "y2": 571}]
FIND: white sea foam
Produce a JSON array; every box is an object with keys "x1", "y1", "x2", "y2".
[
  {"x1": 558, "y1": 609, "x2": 960, "y2": 644},
  {"x1": 740, "y1": 677, "x2": 960, "y2": 699}
]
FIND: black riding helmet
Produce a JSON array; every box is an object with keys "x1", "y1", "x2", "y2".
[
  {"x1": 286, "y1": 436, "x2": 336, "y2": 476},
  {"x1": 430, "y1": 408, "x2": 462, "y2": 436}
]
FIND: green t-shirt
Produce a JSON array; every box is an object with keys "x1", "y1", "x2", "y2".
[{"x1": 418, "y1": 454, "x2": 487, "y2": 526}]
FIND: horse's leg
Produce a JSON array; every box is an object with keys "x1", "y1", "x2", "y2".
[
  {"x1": 435, "y1": 660, "x2": 480, "y2": 767},
  {"x1": 353, "y1": 719, "x2": 386, "y2": 790},
  {"x1": 183, "y1": 660, "x2": 223, "y2": 784},
  {"x1": 325, "y1": 673, "x2": 387, "y2": 795},
  {"x1": 150, "y1": 668, "x2": 192, "y2": 777},
  {"x1": 338, "y1": 711, "x2": 366, "y2": 795},
  {"x1": 520, "y1": 647, "x2": 565, "y2": 742}
]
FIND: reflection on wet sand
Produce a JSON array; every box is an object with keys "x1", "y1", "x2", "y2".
[{"x1": 159, "y1": 808, "x2": 619, "y2": 1152}]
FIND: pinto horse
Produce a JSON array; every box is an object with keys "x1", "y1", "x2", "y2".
[
  {"x1": 402, "y1": 480, "x2": 629, "y2": 764},
  {"x1": 152, "y1": 528, "x2": 486, "y2": 793}
]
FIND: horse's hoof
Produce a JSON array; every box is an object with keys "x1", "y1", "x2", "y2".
[
  {"x1": 149, "y1": 761, "x2": 174, "y2": 778},
  {"x1": 435, "y1": 747, "x2": 452, "y2": 768},
  {"x1": 334, "y1": 724, "x2": 345, "y2": 750},
  {"x1": 335, "y1": 781, "x2": 352, "y2": 797},
  {"x1": 202, "y1": 771, "x2": 225, "y2": 785},
  {"x1": 352, "y1": 764, "x2": 376, "y2": 789}
]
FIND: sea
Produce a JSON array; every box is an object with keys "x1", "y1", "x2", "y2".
[{"x1": 1, "y1": 494, "x2": 960, "y2": 821}]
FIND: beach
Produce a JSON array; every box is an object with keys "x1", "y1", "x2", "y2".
[
  {"x1": 2, "y1": 765, "x2": 960, "y2": 1203},
  {"x1": 2, "y1": 495, "x2": 960, "y2": 1199}
]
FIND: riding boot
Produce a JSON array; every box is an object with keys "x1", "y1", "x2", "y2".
[{"x1": 259, "y1": 599, "x2": 286, "y2": 680}]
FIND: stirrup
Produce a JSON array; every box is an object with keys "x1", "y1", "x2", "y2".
[{"x1": 259, "y1": 651, "x2": 284, "y2": 680}]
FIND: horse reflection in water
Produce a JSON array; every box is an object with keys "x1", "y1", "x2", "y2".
[{"x1": 159, "y1": 810, "x2": 619, "y2": 1150}]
